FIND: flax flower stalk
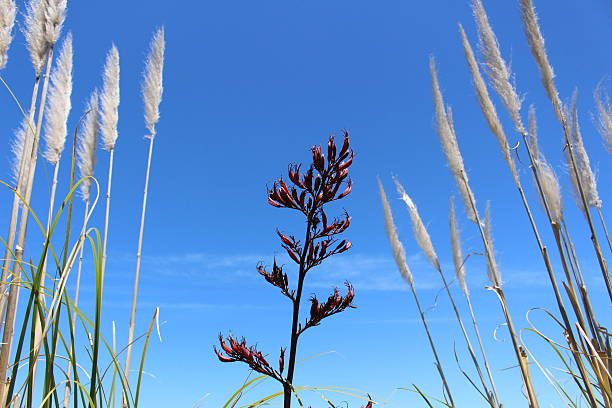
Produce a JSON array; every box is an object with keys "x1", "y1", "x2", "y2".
[
  {"x1": 430, "y1": 62, "x2": 539, "y2": 408},
  {"x1": 449, "y1": 198, "x2": 500, "y2": 407},
  {"x1": 394, "y1": 178, "x2": 499, "y2": 408},
  {"x1": 124, "y1": 28, "x2": 165, "y2": 401},
  {"x1": 519, "y1": 0, "x2": 612, "y2": 302},
  {"x1": 377, "y1": 180, "x2": 455, "y2": 406},
  {"x1": 63, "y1": 91, "x2": 99, "y2": 408}
]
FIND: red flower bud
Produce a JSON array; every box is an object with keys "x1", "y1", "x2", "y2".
[{"x1": 337, "y1": 181, "x2": 352, "y2": 199}]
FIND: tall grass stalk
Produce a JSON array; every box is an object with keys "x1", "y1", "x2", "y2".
[
  {"x1": 124, "y1": 29, "x2": 165, "y2": 402},
  {"x1": 429, "y1": 57, "x2": 540, "y2": 408},
  {"x1": 393, "y1": 178, "x2": 498, "y2": 407},
  {"x1": 378, "y1": 180, "x2": 455, "y2": 407},
  {"x1": 519, "y1": 0, "x2": 612, "y2": 302},
  {"x1": 100, "y1": 45, "x2": 120, "y2": 287},
  {"x1": 0, "y1": 44, "x2": 55, "y2": 402}
]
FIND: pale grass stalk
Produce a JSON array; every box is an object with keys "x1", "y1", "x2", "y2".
[
  {"x1": 378, "y1": 180, "x2": 455, "y2": 405},
  {"x1": 519, "y1": 0, "x2": 612, "y2": 302},
  {"x1": 0, "y1": 45, "x2": 55, "y2": 401},
  {"x1": 430, "y1": 61, "x2": 539, "y2": 405},
  {"x1": 450, "y1": 198, "x2": 500, "y2": 407},
  {"x1": 394, "y1": 178, "x2": 497, "y2": 407},
  {"x1": 124, "y1": 29, "x2": 164, "y2": 401},
  {"x1": 100, "y1": 45, "x2": 120, "y2": 293}
]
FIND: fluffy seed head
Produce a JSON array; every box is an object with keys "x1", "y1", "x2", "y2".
[
  {"x1": 393, "y1": 177, "x2": 440, "y2": 271},
  {"x1": 11, "y1": 118, "x2": 33, "y2": 187},
  {"x1": 567, "y1": 94, "x2": 601, "y2": 213},
  {"x1": 142, "y1": 27, "x2": 165, "y2": 135},
  {"x1": 24, "y1": 0, "x2": 48, "y2": 73},
  {"x1": 472, "y1": 0, "x2": 524, "y2": 133},
  {"x1": 100, "y1": 45, "x2": 120, "y2": 151},
  {"x1": 528, "y1": 107, "x2": 563, "y2": 224},
  {"x1": 77, "y1": 90, "x2": 99, "y2": 202},
  {"x1": 449, "y1": 198, "x2": 468, "y2": 296},
  {"x1": 43, "y1": 0, "x2": 67, "y2": 46},
  {"x1": 484, "y1": 202, "x2": 501, "y2": 286},
  {"x1": 459, "y1": 25, "x2": 519, "y2": 185},
  {"x1": 430, "y1": 57, "x2": 478, "y2": 223},
  {"x1": 519, "y1": 0, "x2": 564, "y2": 123},
  {"x1": 378, "y1": 179, "x2": 413, "y2": 287},
  {"x1": 43, "y1": 33, "x2": 72, "y2": 165},
  {"x1": 594, "y1": 83, "x2": 612, "y2": 151},
  {"x1": 0, "y1": 0, "x2": 17, "y2": 70}
]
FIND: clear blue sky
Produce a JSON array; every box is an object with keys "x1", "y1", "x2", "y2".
[{"x1": 0, "y1": 0, "x2": 611, "y2": 407}]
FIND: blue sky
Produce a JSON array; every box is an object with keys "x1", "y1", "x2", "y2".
[{"x1": 0, "y1": 0, "x2": 611, "y2": 407}]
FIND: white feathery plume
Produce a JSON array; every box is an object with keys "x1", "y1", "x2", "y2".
[
  {"x1": 11, "y1": 118, "x2": 32, "y2": 185},
  {"x1": 519, "y1": 0, "x2": 563, "y2": 122},
  {"x1": 43, "y1": 0, "x2": 67, "y2": 46},
  {"x1": 0, "y1": 0, "x2": 16, "y2": 70},
  {"x1": 100, "y1": 45, "x2": 120, "y2": 151},
  {"x1": 378, "y1": 179, "x2": 413, "y2": 287},
  {"x1": 568, "y1": 94, "x2": 601, "y2": 212},
  {"x1": 393, "y1": 177, "x2": 440, "y2": 271},
  {"x1": 449, "y1": 198, "x2": 468, "y2": 296},
  {"x1": 429, "y1": 57, "x2": 478, "y2": 223},
  {"x1": 77, "y1": 90, "x2": 99, "y2": 202},
  {"x1": 142, "y1": 27, "x2": 165, "y2": 135},
  {"x1": 24, "y1": 0, "x2": 48, "y2": 73},
  {"x1": 594, "y1": 83, "x2": 612, "y2": 150},
  {"x1": 43, "y1": 33, "x2": 72, "y2": 165},
  {"x1": 472, "y1": 0, "x2": 524, "y2": 133},
  {"x1": 459, "y1": 25, "x2": 519, "y2": 185},
  {"x1": 484, "y1": 202, "x2": 501, "y2": 285},
  {"x1": 528, "y1": 106, "x2": 563, "y2": 224}
]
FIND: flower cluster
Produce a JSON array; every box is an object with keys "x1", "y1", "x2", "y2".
[
  {"x1": 214, "y1": 334, "x2": 285, "y2": 382},
  {"x1": 257, "y1": 257, "x2": 293, "y2": 300},
  {"x1": 299, "y1": 282, "x2": 355, "y2": 334}
]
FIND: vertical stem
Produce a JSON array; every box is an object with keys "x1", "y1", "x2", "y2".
[
  {"x1": 596, "y1": 208, "x2": 612, "y2": 253},
  {"x1": 464, "y1": 292, "x2": 501, "y2": 407},
  {"x1": 461, "y1": 175, "x2": 539, "y2": 408},
  {"x1": 0, "y1": 47, "x2": 55, "y2": 402},
  {"x1": 124, "y1": 134, "x2": 156, "y2": 406},
  {"x1": 0, "y1": 74, "x2": 42, "y2": 320},
  {"x1": 283, "y1": 219, "x2": 313, "y2": 408},
  {"x1": 62, "y1": 200, "x2": 89, "y2": 408},
  {"x1": 101, "y1": 148, "x2": 115, "y2": 284},
  {"x1": 408, "y1": 284, "x2": 456, "y2": 407},
  {"x1": 435, "y1": 266, "x2": 496, "y2": 407}
]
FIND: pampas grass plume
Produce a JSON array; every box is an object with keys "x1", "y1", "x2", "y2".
[
  {"x1": 529, "y1": 107, "x2": 563, "y2": 224},
  {"x1": 449, "y1": 198, "x2": 468, "y2": 295},
  {"x1": 100, "y1": 45, "x2": 120, "y2": 151},
  {"x1": 11, "y1": 118, "x2": 31, "y2": 185},
  {"x1": 459, "y1": 25, "x2": 519, "y2": 185},
  {"x1": 430, "y1": 56, "x2": 478, "y2": 223},
  {"x1": 393, "y1": 177, "x2": 440, "y2": 271},
  {"x1": 43, "y1": 0, "x2": 67, "y2": 46},
  {"x1": 77, "y1": 90, "x2": 99, "y2": 202},
  {"x1": 484, "y1": 202, "x2": 501, "y2": 285},
  {"x1": 472, "y1": 0, "x2": 524, "y2": 133},
  {"x1": 378, "y1": 178, "x2": 414, "y2": 286},
  {"x1": 568, "y1": 93, "x2": 601, "y2": 212},
  {"x1": 594, "y1": 83, "x2": 612, "y2": 150},
  {"x1": 0, "y1": 0, "x2": 16, "y2": 70},
  {"x1": 43, "y1": 33, "x2": 72, "y2": 165},
  {"x1": 24, "y1": 0, "x2": 48, "y2": 73},
  {"x1": 143, "y1": 27, "x2": 165, "y2": 135}
]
